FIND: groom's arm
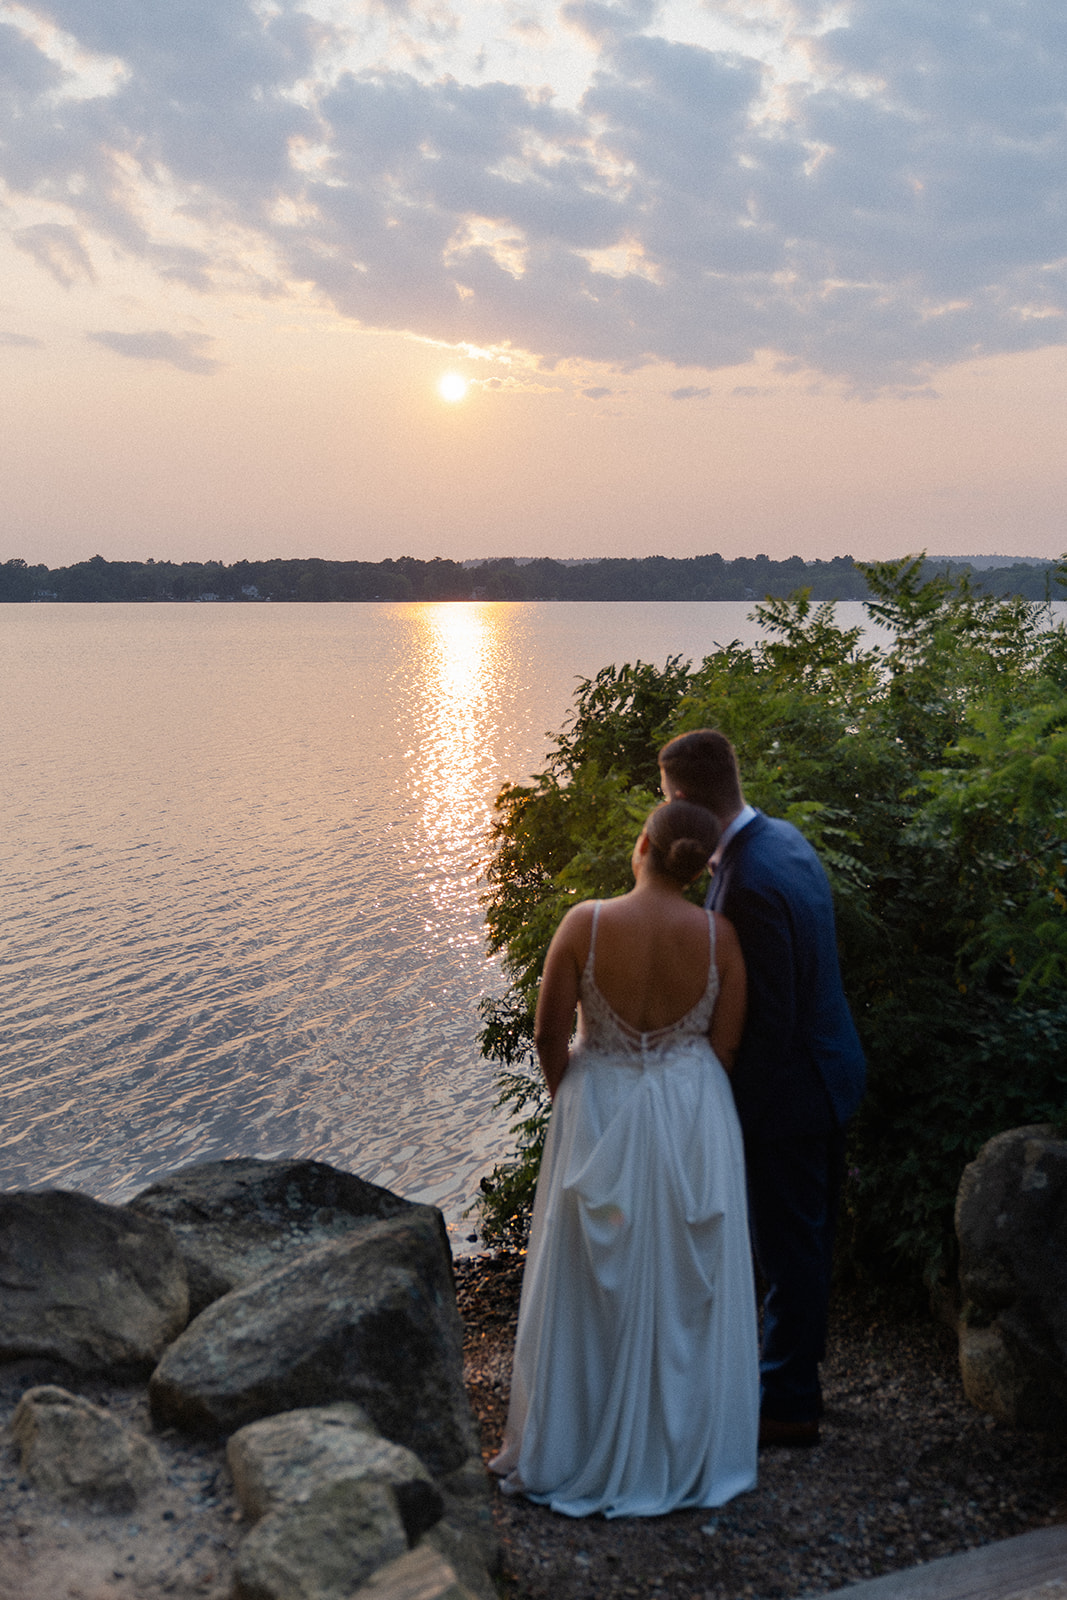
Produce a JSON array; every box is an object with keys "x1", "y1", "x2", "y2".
[
  {"x1": 723, "y1": 879, "x2": 799, "y2": 1088},
  {"x1": 709, "y1": 914, "x2": 747, "y2": 1073}
]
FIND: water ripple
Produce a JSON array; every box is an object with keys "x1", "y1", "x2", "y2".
[{"x1": 0, "y1": 600, "x2": 900, "y2": 1247}]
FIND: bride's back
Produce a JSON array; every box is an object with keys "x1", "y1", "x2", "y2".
[{"x1": 583, "y1": 893, "x2": 712, "y2": 1034}]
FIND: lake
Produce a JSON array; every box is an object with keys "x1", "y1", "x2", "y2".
[{"x1": 0, "y1": 597, "x2": 973, "y2": 1247}]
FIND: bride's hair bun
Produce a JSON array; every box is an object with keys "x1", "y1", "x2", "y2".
[
  {"x1": 644, "y1": 801, "x2": 720, "y2": 885},
  {"x1": 665, "y1": 836, "x2": 711, "y2": 882}
]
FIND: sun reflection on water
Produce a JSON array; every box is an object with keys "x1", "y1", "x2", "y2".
[{"x1": 405, "y1": 605, "x2": 506, "y2": 901}]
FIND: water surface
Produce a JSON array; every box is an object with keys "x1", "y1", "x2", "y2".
[{"x1": 0, "y1": 598, "x2": 926, "y2": 1244}]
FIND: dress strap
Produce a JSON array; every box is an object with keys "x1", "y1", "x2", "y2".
[
  {"x1": 703, "y1": 915, "x2": 723, "y2": 998},
  {"x1": 704, "y1": 908, "x2": 718, "y2": 1000},
  {"x1": 705, "y1": 907, "x2": 716, "y2": 954},
  {"x1": 584, "y1": 901, "x2": 602, "y2": 979}
]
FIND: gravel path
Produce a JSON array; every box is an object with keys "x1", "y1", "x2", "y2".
[{"x1": 455, "y1": 1254, "x2": 1067, "y2": 1600}]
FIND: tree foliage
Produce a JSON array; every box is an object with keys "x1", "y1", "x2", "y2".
[
  {"x1": 476, "y1": 558, "x2": 1067, "y2": 1287},
  {"x1": 3, "y1": 550, "x2": 1064, "y2": 604}
]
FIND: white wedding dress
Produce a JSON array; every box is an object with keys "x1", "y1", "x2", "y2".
[{"x1": 489, "y1": 903, "x2": 758, "y2": 1518}]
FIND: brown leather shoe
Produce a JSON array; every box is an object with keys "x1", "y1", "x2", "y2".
[{"x1": 758, "y1": 1416, "x2": 820, "y2": 1448}]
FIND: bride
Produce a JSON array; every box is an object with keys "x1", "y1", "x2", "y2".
[{"x1": 489, "y1": 799, "x2": 758, "y2": 1517}]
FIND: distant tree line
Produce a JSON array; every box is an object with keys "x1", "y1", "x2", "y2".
[{"x1": 0, "y1": 551, "x2": 1064, "y2": 604}]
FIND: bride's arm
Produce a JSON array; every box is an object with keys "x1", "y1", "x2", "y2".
[
  {"x1": 534, "y1": 906, "x2": 588, "y2": 1099},
  {"x1": 709, "y1": 913, "x2": 747, "y2": 1073}
]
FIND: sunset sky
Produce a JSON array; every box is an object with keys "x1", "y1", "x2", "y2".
[{"x1": 2, "y1": 0, "x2": 1066, "y2": 568}]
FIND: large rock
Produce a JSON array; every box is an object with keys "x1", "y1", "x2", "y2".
[
  {"x1": 227, "y1": 1405, "x2": 443, "y2": 1537},
  {"x1": 233, "y1": 1478, "x2": 410, "y2": 1600},
  {"x1": 129, "y1": 1158, "x2": 439, "y2": 1316},
  {"x1": 0, "y1": 1190, "x2": 188, "y2": 1375},
  {"x1": 149, "y1": 1212, "x2": 478, "y2": 1474},
  {"x1": 11, "y1": 1385, "x2": 164, "y2": 1510},
  {"x1": 956, "y1": 1124, "x2": 1067, "y2": 1430}
]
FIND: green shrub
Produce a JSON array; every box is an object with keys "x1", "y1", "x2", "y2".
[{"x1": 476, "y1": 558, "x2": 1067, "y2": 1285}]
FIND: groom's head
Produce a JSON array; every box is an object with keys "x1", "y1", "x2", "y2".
[{"x1": 658, "y1": 729, "x2": 744, "y2": 823}]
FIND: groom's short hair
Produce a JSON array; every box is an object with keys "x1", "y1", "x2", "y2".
[{"x1": 658, "y1": 729, "x2": 743, "y2": 815}]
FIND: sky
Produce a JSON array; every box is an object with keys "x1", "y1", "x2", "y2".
[{"x1": 2, "y1": 0, "x2": 1066, "y2": 568}]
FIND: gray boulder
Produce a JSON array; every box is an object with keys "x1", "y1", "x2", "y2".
[
  {"x1": 956, "y1": 1124, "x2": 1067, "y2": 1430},
  {"x1": 226, "y1": 1406, "x2": 496, "y2": 1600},
  {"x1": 233, "y1": 1478, "x2": 410, "y2": 1600},
  {"x1": 227, "y1": 1405, "x2": 443, "y2": 1538},
  {"x1": 10, "y1": 1384, "x2": 164, "y2": 1510},
  {"x1": 129, "y1": 1158, "x2": 438, "y2": 1316},
  {"x1": 149, "y1": 1212, "x2": 478, "y2": 1474},
  {"x1": 0, "y1": 1190, "x2": 188, "y2": 1374}
]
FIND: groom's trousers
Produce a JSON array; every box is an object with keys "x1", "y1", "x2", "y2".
[{"x1": 744, "y1": 1128, "x2": 846, "y2": 1423}]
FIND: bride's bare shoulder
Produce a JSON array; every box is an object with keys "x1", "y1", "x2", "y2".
[
  {"x1": 545, "y1": 899, "x2": 599, "y2": 974},
  {"x1": 558, "y1": 898, "x2": 599, "y2": 926},
  {"x1": 551, "y1": 898, "x2": 598, "y2": 945}
]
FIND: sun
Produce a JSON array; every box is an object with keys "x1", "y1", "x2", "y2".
[{"x1": 438, "y1": 372, "x2": 469, "y2": 403}]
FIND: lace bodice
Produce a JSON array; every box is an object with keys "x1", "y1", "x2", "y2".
[{"x1": 575, "y1": 901, "x2": 720, "y2": 1062}]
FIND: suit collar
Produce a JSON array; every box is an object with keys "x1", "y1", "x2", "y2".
[
  {"x1": 717, "y1": 803, "x2": 758, "y2": 854},
  {"x1": 710, "y1": 804, "x2": 759, "y2": 871}
]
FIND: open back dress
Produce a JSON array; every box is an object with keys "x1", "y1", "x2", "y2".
[{"x1": 489, "y1": 902, "x2": 759, "y2": 1517}]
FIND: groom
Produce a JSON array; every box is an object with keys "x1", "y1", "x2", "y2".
[{"x1": 659, "y1": 729, "x2": 865, "y2": 1446}]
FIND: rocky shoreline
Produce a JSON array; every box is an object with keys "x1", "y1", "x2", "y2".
[
  {"x1": 0, "y1": 1159, "x2": 499, "y2": 1600},
  {"x1": 3, "y1": 1147, "x2": 1067, "y2": 1600}
]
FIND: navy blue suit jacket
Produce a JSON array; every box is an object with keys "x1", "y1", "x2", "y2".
[{"x1": 706, "y1": 812, "x2": 865, "y2": 1141}]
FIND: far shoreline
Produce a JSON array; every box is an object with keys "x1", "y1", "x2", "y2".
[{"x1": 3, "y1": 550, "x2": 1065, "y2": 606}]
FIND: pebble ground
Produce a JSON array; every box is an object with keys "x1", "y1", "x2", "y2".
[{"x1": 455, "y1": 1253, "x2": 1067, "y2": 1600}]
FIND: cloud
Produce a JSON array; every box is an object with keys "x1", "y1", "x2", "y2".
[
  {"x1": 86, "y1": 330, "x2": 221, "y2": 374},
  {"x1": 561, "y1": 0, "x2": 662, "y2": 47},
  {"x1": 0, "y1": 331, "x2": 44, "y2": 347},
  {"x1": 13, "y1": 225, "x2": 95, "y2": 288},
  {"x1": 2, "y1": 0, "x2": 1067, "y2": 388},
  {"x1": 670, "y1": 385, "x2": 711, "y2": 400},
  {"x1": 582, "y1": 385, "x2": 613, "y2": 397}
]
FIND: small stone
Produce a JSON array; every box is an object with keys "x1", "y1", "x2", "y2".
[
  {"x1": 11, "y1": 1386, "x2": 164, "y2": 1511},
  {"x1": 351, "y1": 1544, "x2": 481, "y2": 1600}
]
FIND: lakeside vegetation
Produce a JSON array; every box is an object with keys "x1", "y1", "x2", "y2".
[
  {"x1": 476, "y1": 557, "x2": 1067, "y2": 1295},
  {"x1": 2, "y1": 551, "x2": 1065, "y2": 603}
]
